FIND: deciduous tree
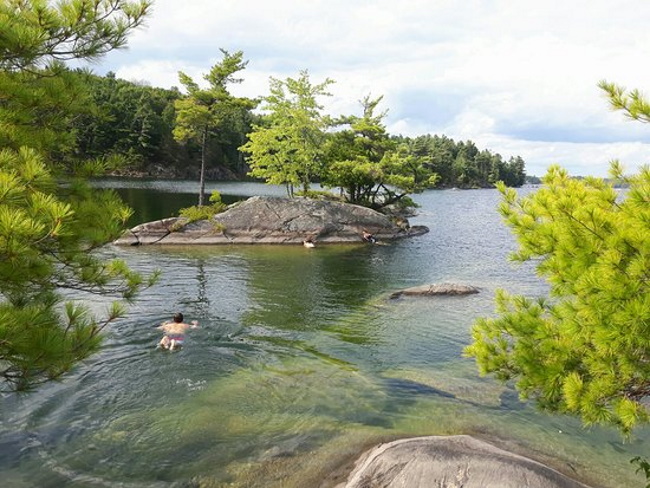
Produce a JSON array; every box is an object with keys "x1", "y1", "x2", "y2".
[{"x1": 242, "y1": 70, "x2": 333, "y2": 196}]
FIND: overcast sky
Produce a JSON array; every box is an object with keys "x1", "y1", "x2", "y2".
[{"x1": 99, "y1": 0, "x2": 650, "y2": 177}]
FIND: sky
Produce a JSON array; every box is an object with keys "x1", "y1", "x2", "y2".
[{"x1": 99, "y1": 0, "x2": 650, "y2": 177}]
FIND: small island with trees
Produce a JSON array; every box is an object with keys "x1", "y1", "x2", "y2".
[{"x1": 109, "y1": 50, "x2": 526, "y2": 245}]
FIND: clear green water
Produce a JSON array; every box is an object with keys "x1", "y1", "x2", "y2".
[{"x1": 0, "y1": 182, "x2": 647, "y2": 487}]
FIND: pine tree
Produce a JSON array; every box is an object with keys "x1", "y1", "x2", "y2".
[
  {"x1": 0, "y1": 0, "x2": 155, "y2": 391},
  {"x1": 465, "y1": 162, "x2": 650, "y2": 433},
  {"x1": 323, "y1": 95, "x2": 396, "y2": 206},
  {"x1": 173, "y1": 50, "x2": 256, "y2": 206},
  {"x1": 466, "y1": 81, "x2": 650, "y2": 432},
  {"x1": 466, "y1": 80, "x2": 650, "y2": 487}
]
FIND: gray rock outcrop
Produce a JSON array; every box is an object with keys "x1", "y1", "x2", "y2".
[
  {"x1": 390, "y1": 283, "x2": 479, "y2": 299},
  {"x1": 114, "y1": 196, "x2": 428, "y2": 246},
  {"x1": 338, "y1": 435, "x2": 591, "y2": 488}
]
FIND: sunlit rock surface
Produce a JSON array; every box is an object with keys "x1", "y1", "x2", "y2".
[
  {"x1": 114, "y1": 196, "x2": 428, "y2": 246},
  {"x1": 338, "y1": 435, "x2": 591, "y2": 488}
]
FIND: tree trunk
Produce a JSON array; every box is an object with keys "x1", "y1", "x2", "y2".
[{"x1": 199, "y1": 127, "x2": 207, "y2": 207}]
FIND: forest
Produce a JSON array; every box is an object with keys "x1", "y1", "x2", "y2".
[{"x1": 69, "y1": 70, "x2": 527, "y2": 190}]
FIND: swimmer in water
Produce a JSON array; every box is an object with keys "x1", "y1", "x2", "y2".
[{"x1": 157, "y1": 313, "x2": 199, "y2": 351}]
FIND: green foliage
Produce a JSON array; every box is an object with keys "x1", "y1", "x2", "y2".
[
  {"x1": 0, "y1": 147, "x2": 158, "y2": 390},
  {"x1": 0, "y1": 302, "x2": 102, "y2": 390},
  {"x1": 378, "y1": 144, "x2": 439, "y2": 208},
  {"x1": 176, "y1": 191, "x2": 227, "y2": 227},
  {"x1": 295, "y1": 189, "x2": 340, "y2": 201},
  {"x1": 599, "y1": 80, "x2": 650, "y2": 123},
  {"x1": 0, "y1": 64, "x2": 92, "y2": 155},
  {"x1": 0, "y1": 0, "x2": 150, "y2": 157},
  {"x1": 68, "y1": 70, "x2": 255, "y2": 178},
  {"x1": 323, "y1": 95, "x2": 393, "y2": 204},
  {"x1": 468, "y1": 79, "x2": 650, "y2": 435},
  {"x1": 396, "y1": 134, "x2": 526, "y2": 188},
  {"x1": 0, "y1": 0, "x2": 150, "y2": 70},
  {"x1": 322, "y1": 96, "x2": 438, "y2": 210},
  {"x1": 242, "y1": 70, "x2": 334, "y2": 196},
  {"x1": 0, "y1": 0, "x2": 155, "y2": 391},
  {"x1": 465, "y1": 164, "x2": 650, "y2": 433},
  {"x1": 244, "y1": 88, "x2": 440, "y2": 209},
  {"x1": 173, "y1": 50, "x2": 257, "y2": 206},
  {"x1": 72, "y1": 71, "x2": 182, "y2": 170}
]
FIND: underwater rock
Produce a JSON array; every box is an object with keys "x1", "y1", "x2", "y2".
[
  {"x1": 389, "y1": 283, "x2": 479, "y2": 299},
  {"x1": 381, "y1": 368, "x2": 505, "y2": 407},
  {"x1": 382, "y1": 377, "x2": 456, "y2": 398},
  {"x1": 338, "y1": 435, "x2": 592, "y2": 488}
]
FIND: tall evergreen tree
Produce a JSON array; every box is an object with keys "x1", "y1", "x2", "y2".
[
  {"x1": 173, "y1": 50, "x2": 256, "y2": 206},
  {"x1": 323, "y1": 95, "x2": 396, "y2": 205},
  {"x1": 323, "y1": 96, "x2": 439, "y2": 210},
  {"x1": 466, "y1": 165, "x2": 650, "y2": 432}
]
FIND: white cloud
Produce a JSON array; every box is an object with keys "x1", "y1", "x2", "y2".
[{"x1": 103, "y1": 0, "x2": 650, "y2": 176}]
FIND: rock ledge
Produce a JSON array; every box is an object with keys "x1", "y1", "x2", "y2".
[
  {"x1": 390, "y1": 283, "x2": 479, "y2": 298},
  {"x1": 114, "y1": 196, "x2": 428, "y2": 246},
  {"x1": 337, "y1": 435, "x2": 591, "y2": 488}
]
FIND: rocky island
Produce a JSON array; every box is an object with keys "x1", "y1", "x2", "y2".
[{"x1": 114, "y1": 196, "x2": 428, "y2": 246}]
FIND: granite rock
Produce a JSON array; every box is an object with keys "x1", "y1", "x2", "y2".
[
  {"x1": 338, "y1": 435, "x2": 591, "y2": 488},
  {"x1": 114, "y1": 196, "x2": 428, "y2": 246}
]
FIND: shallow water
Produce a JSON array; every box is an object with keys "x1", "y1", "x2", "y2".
[{"x1": 0, "y1": 182, "x2": 647, "y2": 487}]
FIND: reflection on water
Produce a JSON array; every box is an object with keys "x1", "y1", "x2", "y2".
[{"x1": 0, "y1": 182, "x2": 648, "y2": 488}]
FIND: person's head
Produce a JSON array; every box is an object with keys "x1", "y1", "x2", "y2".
[{"x1": 173, "y1": 312, "x2": 184, "y2": 323}]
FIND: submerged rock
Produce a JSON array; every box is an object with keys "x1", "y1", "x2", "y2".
[
  {"x1": 338, "y1": 435, "x2": 592, "y2": 488},
  {"x1": 381, "y1": 367, "x2": 506, "y2": 407},
  {"x1": 382, "y1": 377, "x2": 456, "y2": 398},
  {"x1": 390, "y1": 283, "x2": 479, "y2": 299},
  {"x1": 114, "y1": 196, "x2": 428, "y2": 246}
]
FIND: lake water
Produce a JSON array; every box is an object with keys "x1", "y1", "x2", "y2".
[{"x1": 0, "y1": 180, "x2": 647, "y2": 487}]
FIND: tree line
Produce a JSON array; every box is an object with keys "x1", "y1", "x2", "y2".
[
  {"x1": 70, "y1": 70, "x2": 252, "y2": 180},
  {"x1": 66, "y1": 63, "x2": 526, "y2": 198},
  {"x1": 396, "y1": 134, "x2": 526, "y2": 188}
]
